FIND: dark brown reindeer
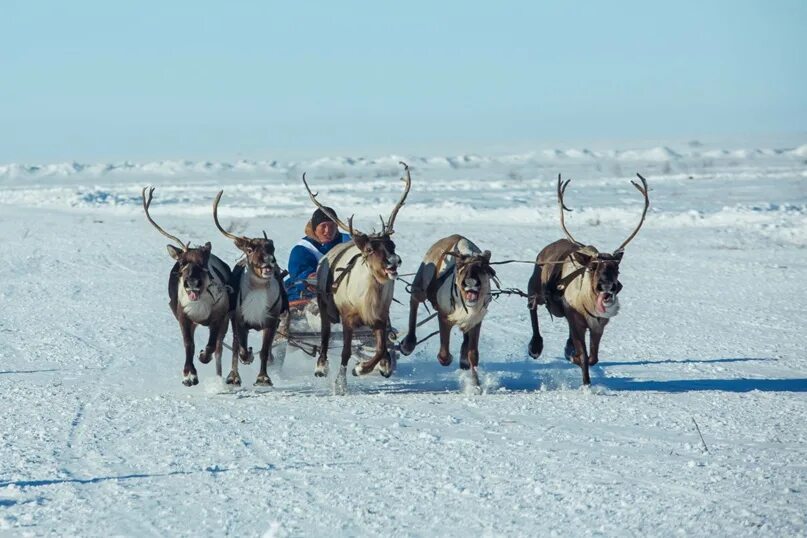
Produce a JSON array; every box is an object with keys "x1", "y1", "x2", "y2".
[
  {"x1": 212, "y1": 191, "x2": 288, "y2": 387},
  {"x1": 527, "y1": 174, "x2": 649, "y2": 385},
  {"x1": 400, "y1": 235, "x2": 496, "y2": 389},
  {"x1": 142, "y1": 187, "x2": 232, "y2": 386},
  {"x1": 302, "y1": 162, "x2": 411, "y2": 394}
]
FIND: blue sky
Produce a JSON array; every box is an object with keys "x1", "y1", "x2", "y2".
[{"x1": 1, "y1": 0, "x2": 805, "y2": 162}]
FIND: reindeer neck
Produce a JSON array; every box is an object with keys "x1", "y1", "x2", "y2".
[{"x1": 562, "y1": 261, "x2": 598, "y2": 317}]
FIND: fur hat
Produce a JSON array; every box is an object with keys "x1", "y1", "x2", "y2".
[{"x1": 311, "y1": 207, "x2": 338, "y2": 229}]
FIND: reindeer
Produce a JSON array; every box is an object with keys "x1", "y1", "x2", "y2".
[
  {"x1": 142, "y1": 187, "x2": 232, "y2": 386},
  {"x1": 399, "y1": 235, "x2": 496, "y2": 388},
  {"x1": 302, "y1": 162, "x2": 411, "y2": 394},
  {"x1": 212, "y1": 191, "x2": 288, "y2": 387},
  {"x1": 527, "y1": 174, "x2": 649, "y2": 385}
]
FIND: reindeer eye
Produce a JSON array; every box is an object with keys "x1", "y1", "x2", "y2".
[{"x1": 246, "y1": 247, "x2": 254, "y2": 254}]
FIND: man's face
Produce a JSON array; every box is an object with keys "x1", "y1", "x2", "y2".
[{"x1": 315, "y1": 221, "x2": 338, "y2": 243}]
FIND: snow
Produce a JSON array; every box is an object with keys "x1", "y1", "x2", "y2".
[{"x1": 0, "y1": 141, "x2": 806, "y2": 536}]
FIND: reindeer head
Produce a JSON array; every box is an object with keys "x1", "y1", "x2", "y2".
[
  {"x1": 143, "y1": 187, "x2": 215, "y2": 302},
  {"x1": 167, "y1": 242, "x2": 215, "y2": 301},
  {"x1": 556, "y1": 173, "x2": 649, "y2": 317},
  {"x1": 212, "y1": 191, "x2": 277, "y2": 279},
  {"x1": 449, "y1": 250, "x2": 496, "y2": 307},
  {"x1": 569, "y1": 247, "x2": 623, "y2": 316},
  {"x1": 353, "y1": 232, "x2": 400, "y2": 283},
  {"x1": 303, "y1": 161, "x2": 412, "y2": 284}
]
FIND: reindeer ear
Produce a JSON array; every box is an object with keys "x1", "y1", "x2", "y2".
[
  {"x1": 201, "y1": 242, "x2": 212, "y2": 253},
  {"x1": 572, "y1": 250, "x2": 593, "y2": 267},
  {"x1": 481, "y1": 250, "x2": 491, "y2": 262},
  {"x1": 613, "y1": 250, "x2": 624, "y2": 262},
  {"x1": 354, "y1": 234, "x2": 370, "y2": 251},
  {"x1": 166, "y1": 245, "x2": 182, "y2": 260},
  {"x1": 234, "y1": 237, "x2": 249, "y2": 251}
]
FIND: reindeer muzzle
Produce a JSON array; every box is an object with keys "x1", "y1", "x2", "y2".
[
  {"x1": 462, "y1": 278, "x2": 481, "y2": 305},
  {"x1": 595, "y1": 292, "x2": 616, "y2": 314},
  {"x1": 257, "y1": 264, "x2": 274, "y2": 278},
  {"x1": 384, "y1": 256, "x2": 401, "y2": 279}
]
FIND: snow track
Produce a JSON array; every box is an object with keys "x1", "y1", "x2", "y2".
[{"x1": 1, "y1": 150, "x2": 806, "y2": 536}]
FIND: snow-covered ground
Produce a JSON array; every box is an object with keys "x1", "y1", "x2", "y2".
[{"x1": 1, "y1": 141, "x2": 806, "y2": 536}]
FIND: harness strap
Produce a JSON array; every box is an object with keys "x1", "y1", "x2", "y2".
[
  {"x1": 556, "y1": 266, "x2": 586, "y2": 291},
  {"x1": 332, "y1": 253, "x2": 362, "y2": 293},
  {"x1": 433, "y1": 263, "x2": 456, "y2": 310}
]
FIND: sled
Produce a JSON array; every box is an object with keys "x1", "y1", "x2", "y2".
[{"x1": 272, "y1": 297, "x2": 400, "y2": 376}]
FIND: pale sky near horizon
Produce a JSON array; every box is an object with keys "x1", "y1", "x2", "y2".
[{"x1": 1, "y1": 0, "x2": 805, "y2": 162}]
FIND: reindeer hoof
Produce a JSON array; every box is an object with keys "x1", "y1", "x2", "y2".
[
  {"x1": 528, "y1": 336, "x2": 543, "y2": 359},
  {"x1": 239, "y1": 348, "x2": 254, "y2": 365},
  {"x1": 399, "y1": 335, "x2": 416, "y2": 356},
  {"x1": 182, "y1": 372, "x2": 199, "y2": 387},
  {"x1": 352, "y1": 362, "x2": 372, "y2": 376},
  {"x1": 589, "y1": 356, "x2": 599, "y2": 366},
  {"x1": 314, "y1": 363, "x2": 328, "y2": 377},
  {"x1": 459, "y1": 356, "x2": 471, "y2": 370},
  {"x1": 198, "y1": 348, "x2": 213, "y2": 364},
  {"x1": 225, "y1": 371, "x2": 242, "y2": 386},
  {"x1": 377, "y1": 359, "x2": 393, "y2": 378},
  {"x1": 254, "y1": 375, "x2": 273, "y2": 387},
  {"x1": 437, "y1": 353, "x2": 453, "y2": 367}
]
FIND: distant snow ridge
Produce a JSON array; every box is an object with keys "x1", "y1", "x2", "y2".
[{"x1": 0, "y1": 144, "x2": 804, "y2": 180}]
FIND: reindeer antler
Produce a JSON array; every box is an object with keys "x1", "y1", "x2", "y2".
[
  {"x1": 614, "y1": 173, "x2": 650, "y2": 253},
  {"x1": 385, "y1": 161, "x2": 412, "y2": 235},
  {"x1": 557, "y1": 174, "x2": 583, "y2": 246},
  {"x1": 142, "y1": 187, "x2": 188, "y2": 250},
  {"x1": 212, "y1": 190, "x2": 248, "y2": 242},
  {"x1": 302, "y1": 172, "x2": 358, "y2": 235}
]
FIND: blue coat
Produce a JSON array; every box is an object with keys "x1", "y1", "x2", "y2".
[{"x1": 284, "y1": 233, "x2": 350, "y2": 300}]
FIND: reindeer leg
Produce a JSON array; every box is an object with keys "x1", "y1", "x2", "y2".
[
  {"x1": 459, "y1": 330, "x2": 471, "y2": 370},
  {"x1": 335, "y1": 325, "x2": 353, "y2": 394},
  {"x1": 465, "y1": 323, "x2": 482, "y2": 390},
  {"x1": 237, "y1": 322, "x2": 254, "y2": 365},
  {"x1": 354, "y1": 322, "x2": 389, "y2": 376},
  {"x1": 527, "y1": 269, "x2": 544, "y2": 358},
  {"x1": 589, "y1": 321, "x2": 607, "y2": 366},
  {"x1": 226, "y1": 317, "x2": 243, "y2": 386},
  {"x1": 179, "y1": 316, "x2": 198, "y2": 386},
  {"x1": 436, "y1": 312, "x2": 453, "y2": 366},
  {"x1": 377, "y1": 320, "x2": 395, "y2": 378},
  {"x1": 315, "y1": 297, "x2": 330, "y2": 377},
  {"x1": 564, "y1": 325, "x2": 575, "y2": 362},
  {"x1": 214, "y1": 314, "x2": 228, "y2": 377},
  {"x1": 399, "y1": 295, "x2": 420, "y2": 356},
  {"x1": 528, "y1": 306, "x2": 544, "y2": 359},
  {"x1": 255, "y1": 322, "x2": 277, "y2": 387},
  {"x1": 199, "y1": 314, "x2": 223, "y2": 365},
  {"x1": 271, "y1": 312, "x2": 288, "y2": 370},
  {"x1": 567, "y1": 312, "x2": 591, "y2": 385}
]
